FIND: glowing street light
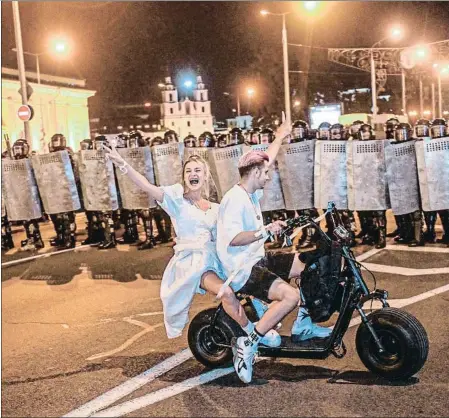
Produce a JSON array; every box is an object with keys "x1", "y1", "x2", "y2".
[
  {"x1": 144, "y1": 102, "x2": 151, "y2": 108},
  {"x1": 260, "y1": 9, "x2": 269, "y2": 16},
  {"x1": 247, "y1": 88, "x2": 255, "y2": 97},
  {"x1": 390, "y1": 27, "x2": 403, "y2": 40},
  {"x1": 303, "y1": 1, "x2": 318, "y2": 11},
  {"x1": 294, "y1": 100, "x2": 301, "y2": 107},
  {"x1": 184, "y1": 80, "x2": 193, "y2": 88}
]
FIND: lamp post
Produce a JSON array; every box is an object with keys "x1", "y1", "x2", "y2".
[
  {"x1": 369, "y1": 27, "x2": 403, "y2": 118},
  {"x1": 260, "y1": 10, "x2": 292, "y2": 123}
]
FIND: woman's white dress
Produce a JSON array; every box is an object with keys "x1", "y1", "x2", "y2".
[{"x1": 158, "y1": 183, "x2": 225, "y2": 338}]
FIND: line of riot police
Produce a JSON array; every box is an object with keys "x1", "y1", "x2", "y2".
[{"x1": 2, "y1": 119, "x2": 448, "y2": 252}]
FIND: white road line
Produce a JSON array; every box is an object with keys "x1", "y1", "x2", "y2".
[
  {"x1": 361, "y1": 263, "x2": 449, "y2": 276},
  {"x1": 63, "y1": 349, "x2": 193, "y2": 417},
  {"x1": 90, "y1": 282, "x2": 449, "y2": 417},
  {"x1": 355, "y1": 247, "x2": 383, "y2": 262},
  {"x1": 91, "y1": 367, "x2": 235, "y2": 417},
  {"x1": 385, "y1": 245, "x2": 449, "y2": 253}
]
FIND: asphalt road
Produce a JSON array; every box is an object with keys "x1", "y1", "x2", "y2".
[{"x1": 1, "y1": 215, "x2": 449, "y2": 417}]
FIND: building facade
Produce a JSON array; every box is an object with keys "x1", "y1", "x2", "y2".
[
  {"x1": 1, "y1": 67, "x2": 95, "y2": 152},
  {"x1": 160, "y1": 76, "x2": 214, "y2": 139}
]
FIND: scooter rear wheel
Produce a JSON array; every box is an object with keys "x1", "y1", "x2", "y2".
[
  {"x1": 356, "y1": 307, "x2": 429, "y2": 381},
  {"x1": 188, "y1": 308, "x2": 244, "y2": 369}
]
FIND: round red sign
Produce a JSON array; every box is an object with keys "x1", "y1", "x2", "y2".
[{"x1": 17, "y1": 105, "x2": 34, "y2": 122}]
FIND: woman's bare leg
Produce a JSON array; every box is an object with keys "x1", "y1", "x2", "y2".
[{"x1": 201, "y1": 271, "x2": 249, "y2": 328}]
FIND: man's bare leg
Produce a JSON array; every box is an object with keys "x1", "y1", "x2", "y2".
[
  {"x1": 201, "y1": 271, "x2": 249, "y2": 328},
  {"x1": 254, "y1": 279, "x2": 300, "y2": 335}
]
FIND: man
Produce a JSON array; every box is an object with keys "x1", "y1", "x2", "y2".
[{"x1": 217, "y1": 116, "x2": 331, "y2": 384}]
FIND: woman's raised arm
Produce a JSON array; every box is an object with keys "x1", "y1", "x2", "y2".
[{"x1": 103, "y1": 145, "x2": 164, "y2": 203}]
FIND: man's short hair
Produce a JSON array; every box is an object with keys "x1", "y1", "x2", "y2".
[{"x1": 238, "y1": 150, "x2": 269, "y2": 177}]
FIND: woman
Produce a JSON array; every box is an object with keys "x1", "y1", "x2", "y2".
[{"x1": 104, "y1": 146, "x2": 255, "y2": 339}]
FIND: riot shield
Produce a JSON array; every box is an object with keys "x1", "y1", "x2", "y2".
[
  {"x1": 347, "y1": 140, "x2": 389, "y2": 210},
  {"x1": 31, "y1": 150, "x2": 80, "y2": 214},
  {"x1": 78, "y1": 150, "x2": 119, "y2": 211},
  {"x1": 2, "y1": 159, "x2": 42, "y2": 221},
  {"x1": 314, "y1": 140, "x2": 348, "y2": 209},
  {"x1": 116, "y1": 147, "x2": 157, "y2": 209},
  {"x1": 151, "y1": 142, "x2": 184, "y2": 187},
  {"x1": 183, "y1": 147, "x2": 209, "y2": 162},
  {"x1": 415, "y1": 137, "x2": 449, "y2": 211},
  {"x1": 277, "y1": 140, "x2": 315, "y2": 210},
  {"x1": 384, "y1": 140, "x2": 420, "y2": 215},
  {"x1": 250, "y1": 144, "x2": 285, "y2": 211},
  {"x1": 208, "y1": 144, "x2": 244, "y2": 201}
]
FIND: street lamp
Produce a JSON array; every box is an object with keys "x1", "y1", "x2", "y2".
[
  {"x1": 370, "y1": 26, "x2": 403, "y2": 117},
  {"x1": 434, "y1": 63, "x2": 449, "y2": 118},
  {"x1": 247, "y1": 88, "x2": 255, "y2": 113},
  {"x1": 12, "y1": 37, "x2": 71, "y2": 85},
  {"x1": 260, "y1": 9, "x2": 292, "y2": 123}
]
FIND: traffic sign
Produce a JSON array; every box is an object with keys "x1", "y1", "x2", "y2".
[{"x1": 17, "y1": 104, "x2": 34, "y2": 122}]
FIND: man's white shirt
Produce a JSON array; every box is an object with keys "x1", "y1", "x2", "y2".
[{"x1": 216, "y1": 184, "x2": 266, "y2": 291}]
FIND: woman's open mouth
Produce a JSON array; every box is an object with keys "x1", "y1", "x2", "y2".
[{"x1": 189, "y1": 178, "x2": 199, "y2": 185}]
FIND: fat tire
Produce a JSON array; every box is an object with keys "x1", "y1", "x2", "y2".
[
  {"x1": 356, "y1": 307, "x2": 429, "y2": 381},
  {"x1": 188, "y1": 308, "x2": 244, "y2": 369}
]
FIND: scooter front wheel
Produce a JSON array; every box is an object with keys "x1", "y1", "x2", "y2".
[
  {"x1": 188, "y1": 308, "x2": 244, "y2": 369},
  {"x1": 356, "y1": 307, "x2": 429, "y2": 381}
]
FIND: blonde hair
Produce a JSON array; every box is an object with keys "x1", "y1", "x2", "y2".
[{"x1": 182, "y1": 155, "x2": 211, "y2": 199}]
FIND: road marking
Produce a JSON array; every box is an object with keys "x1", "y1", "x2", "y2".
[
  {"x1": 360, "y1": 263, "x2": 449, "y2": 276},
  {"x1": 1, "y1": 244, "x2": 91, "y2": 268},
  {"x1": 86, "y1": 318, "x2": 164, "y2": 361},
  {"x1": 63, "y1": 349, "x2": 193, "y2": 417},
  {"x1": 384, "y1": 244, "x2": 449, "y2": 253},
  {"x1": 91, "y1": 367, "x2": 235, "y2": 417},
  {"x1": 355, "y1": 247, "x2": 383, "y2": 262},
  {"x1": 85, "y1": 282, "x2": 449, "y2": 417}
]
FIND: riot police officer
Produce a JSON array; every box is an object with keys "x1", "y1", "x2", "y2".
[
  {"x1": 183, "y1": 134, "x2": 198, "y2": 148},
  {"x1": 217, "y1": 134, "x2": 228, "y2": 148},
  {"x1": 348, "y1": 120, "x2": 364, "y2": 140},
  {"x1": 127, "y1": 131, "x2": 157, "y2": 250},
  {"x1": 394, "y1": 123, "x2": 424, "y2": 246},
  {"x1": 427, "y1": 119, "x2": 449, "y2": 245},
  {"x1": 164, "y1": 130, "x2": 179, "y2": 144},
  {"x1": 356, "y1": 124, "x2": 387, "y2": 248},
  {"x1": 48, "y1": 133, "x2": 78, "y2": 249},
  {"x1": 324, "y1": 123, "x2": 356, "y2": 246},
  {"x1": 198, "y1": 131, "x2": 216, "y2": 148},
  {"x1": 246, "y1": 127, "x2": 260, "y2": 145},
  {"x1": 287, "y1": 120, "x2": 320, "y2": 249},
  {"x1": 317, "y1": 121, "x2": 331, "y2": 140},
  {"x1": 229, "y1": 127, "x2": 245, "y2": 146},
  {"x1": 9, "y1": 139, "x2": 45, "y2": 251}
]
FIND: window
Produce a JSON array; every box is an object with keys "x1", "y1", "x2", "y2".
[
  {"x1": 200, "y1": 93, "x2": 204, "y2": 101},
  {"x1": 172, "y1": 122, "x2": 175, "y2": 126},
  {"x1": 187, "y1": 121, "x2": 191, "y2": 127},
  {"x1": 169, "y1": 93, "x2": 173, "y2": 102},
  {"x1": 170, "y1": 108, "x2": 174, "y2": 114},
  {"x1": 203, "y1": 120, "x2": 206, "y2": 125},
  {"x1": 202, "y1": 106, "x2": 205, "y2": 113}
]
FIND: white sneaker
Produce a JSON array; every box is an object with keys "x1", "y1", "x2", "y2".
[
  {"x1": 243, "y1": 322, "x2": 281, "y2": 348},
  {"x1": 232, "y1": 336, "x2": 258, "y2": 384},
  {"x1": 291, "y1": 308, "x2": 332, "y2": 342}
]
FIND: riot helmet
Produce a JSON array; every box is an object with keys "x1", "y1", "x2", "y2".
[
  {"x1": 80, "y1": 139, "x2": 93, "y2": 150},
  {"x1": 430, "y1": 118, "x2": 448, "y2": 139},
  {"x1": 317, "y1": 122, "x2": 331, "y2": 140},
  {"x1": 183, "y1": 135, "x2": 198, "y2": 148},
  {"x1": 128, "y1": 131, "x2": 146, "y2": 148},
  {"x1": 150, "y1": 136, "x2": 165, "y2": 147},
  {"x1": 394, "y1": 122, "x2": 413, "y2": 142},
  {"x1": 247, "y1": 127, "x2": 260, "y2": 145},
  {"x1": 384, "y1": 118, "x2": 400, "y2": 140},
  {"x1": 164, "y1": 130, "x2": 179, "y2": 143},
  {"x1": 357, "y1": 123, "x2": 375, "y2": 140},
  {"x1": 198, "y1": 131, "x2": 215, "y2": 147},
  {"x1": 12, "y1": 139, "x2": 30, "y2": 159},
  {"x1": 292, "y1": 120, "x2": 309, "y2": 142},
  {"x1": 115, "y1": 133, "x2": 129, "y2": 148},
  {"x1": 217, "y1": 134, "x2": 228, "y2": 148},
  {"x1": 229, "y1": 127, "x2": 245, "y2": 145},
  {"x1": 93, "y1": 135, "x2": 108, "y2": 150},
  {"x1": 350, "y1": 120, "x2": 364, "y2": 137},
  {"x1": 414, "y1": 119, "x2": 431, "y2": 138},
  {"x1": 50, "y1": 133, "x2": 67, "y2": 151},
  {"x1": 330, "y1": 123, "x2": 347, "y2": 140},
  {"x1": 260, "y1": 127, "x2": 274, "y2": 144}
]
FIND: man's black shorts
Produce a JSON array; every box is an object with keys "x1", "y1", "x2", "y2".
[{"x1": 238, "y1": 251, "x2": 296, "y2": 303}]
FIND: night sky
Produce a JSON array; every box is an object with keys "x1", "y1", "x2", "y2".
[{"x1": 2, "y1": 1, "x2": 449, "y2": 120}]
